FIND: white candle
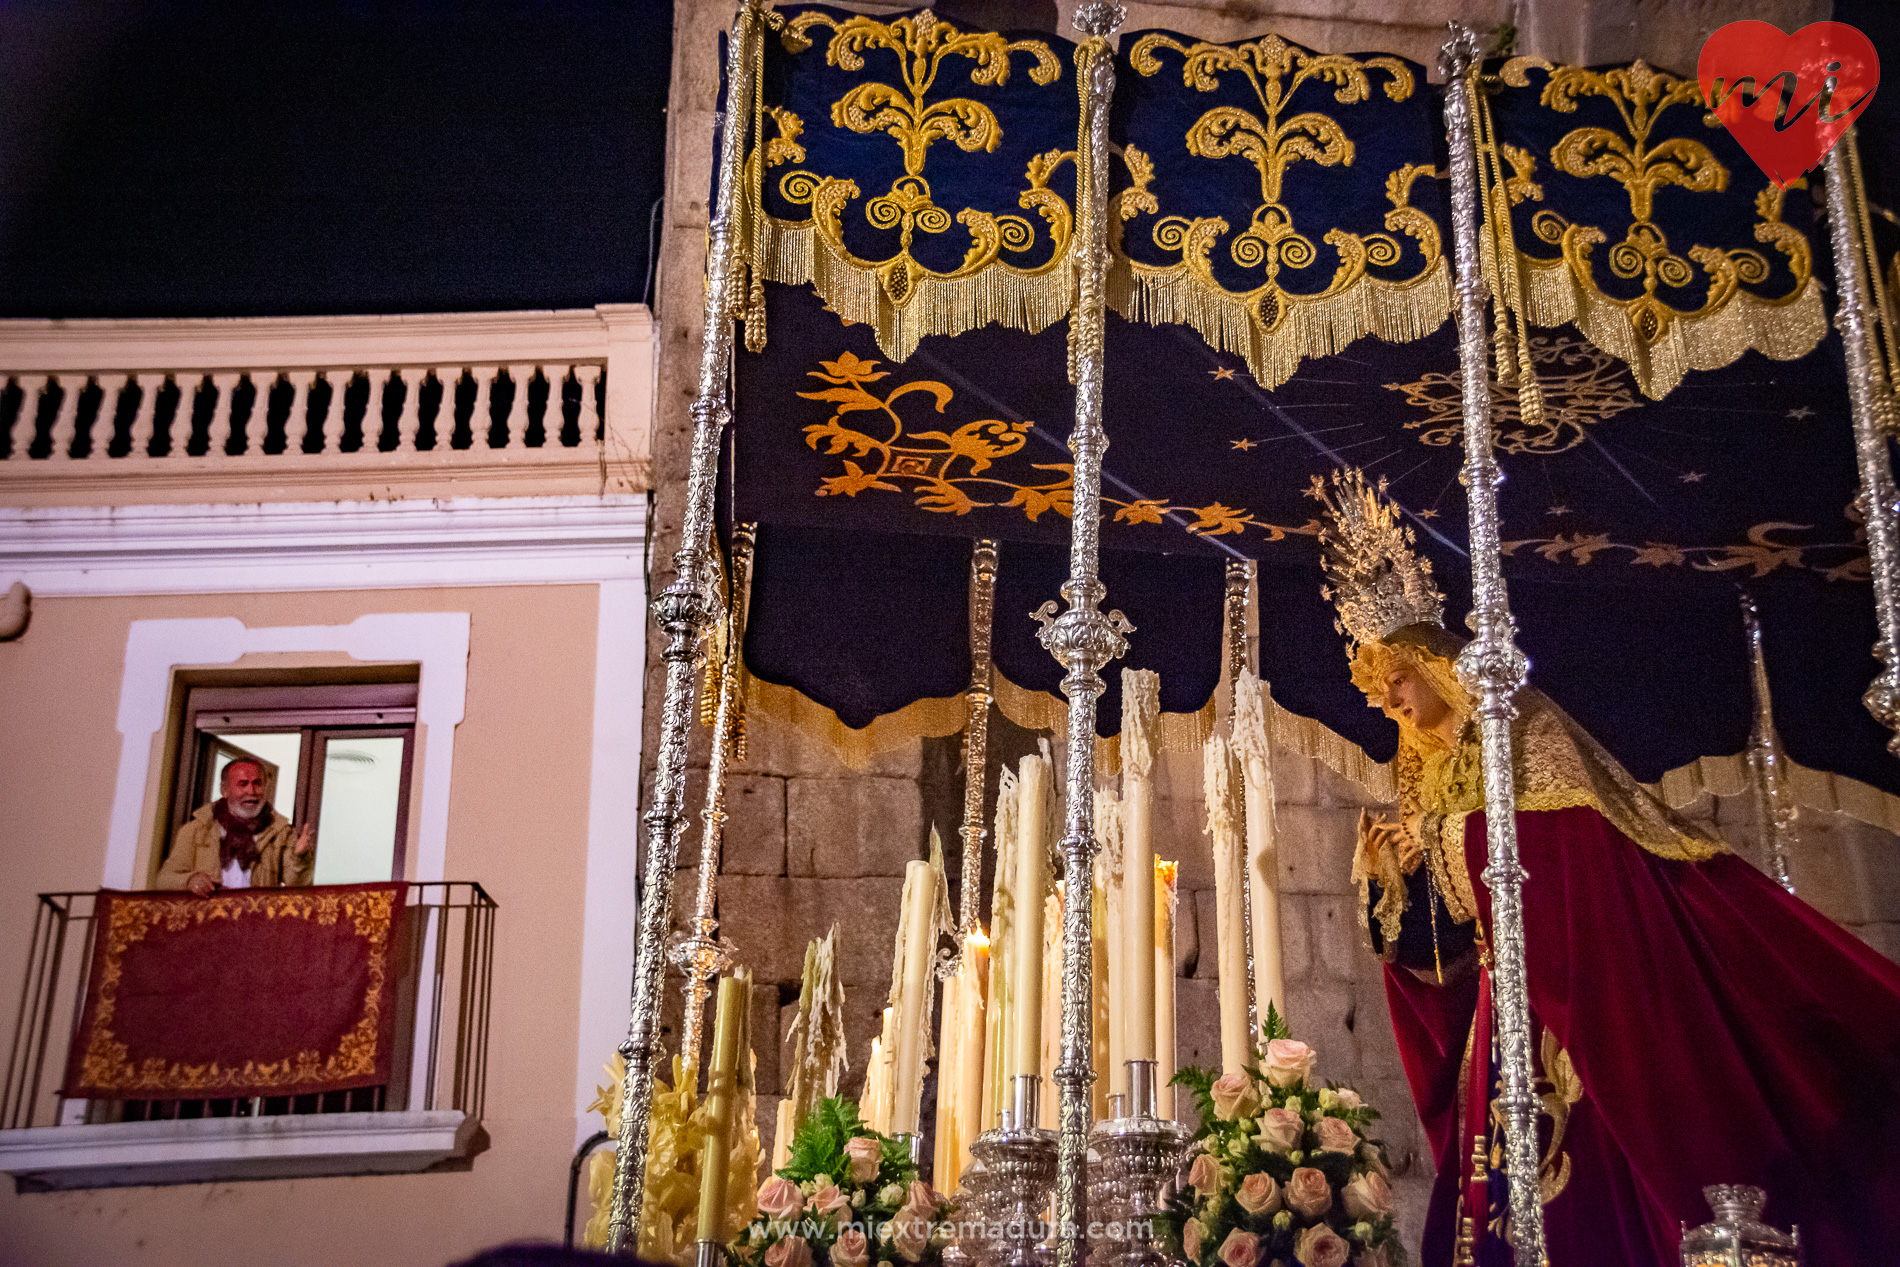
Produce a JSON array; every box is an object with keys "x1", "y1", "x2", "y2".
[
  {"x1": 1121, "y1": 670, "x2": 1159, "y2": 1066},
  {"x1": 1040, "y1": 888, "x2": 1061, "y2": 1128},
  {"x1": 934, "y1": 957, "x2": 963, "y2": 1183},
  {"x1": 1205, "y1": 735, "x2": 1251, "y2": 1075},
  {"x1": 954, "y1": 933, "x2": 989, "y2": 1179},
  {"x1": 771, "y1": 1096, "x2": 796, "y2": 1172},
  {"x1": 1090, "y1": 851, "x2": 1112, "y2": 1122},
  {"x1": 1098, "y1": 786, "x2": 1128, "y2": 1099},
  {"x1": 982, "y1": 767, "x2": 1020, "y2": 1132},
  {"x1": 1234, "y1": 672, "x2": 1287, "y2": 1022},
  {"x1": 1155, "y1": 858, "x2": 1178, "y2": 1119},
  {"x1": 891, "y1": 860, "x2": 940, "y2": 1136},
  {"x1": 1010, "y1": 755, "x2": 1051, "y2": 1086}
]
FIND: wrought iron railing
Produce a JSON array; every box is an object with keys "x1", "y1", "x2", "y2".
[{"x1": 1, "y1": 881, "x2": 496, "y2": 1131}]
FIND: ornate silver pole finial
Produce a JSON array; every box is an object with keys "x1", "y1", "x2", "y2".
[
  {"x1": 1438, "y1": 23, "x2": 1545, "y2": 1264},
  {"x1": 673, "y1": 525, "x2": 757, "y2": 1068},
  {"x1": 961, "y1": 541, "x2": 1001, "y2": 938},
  {"x1": 1824, "y1": 130, "x2": 1900, "y2": 755},
  {"x1": 1738, "y1": 592, "x2": 1798, "y2": 893},
  {"x1": 607, "y1": 1, "x2": 768, "y2": 1254},
  {"x1": 1034, "y1": 9, "x2": 1125, "y2": 1266}
]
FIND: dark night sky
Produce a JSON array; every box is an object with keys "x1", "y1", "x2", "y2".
[{"x1": 0, "y1": 1, "x2": 673, "y2": 318}]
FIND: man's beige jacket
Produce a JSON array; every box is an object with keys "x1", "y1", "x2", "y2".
[{"x1": 155, "y1": 803, "x2": 314, "y2": 890}]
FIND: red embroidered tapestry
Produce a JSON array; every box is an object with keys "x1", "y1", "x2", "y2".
[{"x1": 63, "y1": 884, "x2": 407, "y2": 1100}]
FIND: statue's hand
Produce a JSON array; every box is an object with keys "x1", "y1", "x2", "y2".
[{"x1": 1359, "y1": 810, "x2": 1424, "y2": 875}]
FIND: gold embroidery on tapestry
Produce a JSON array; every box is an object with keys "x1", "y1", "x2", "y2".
[
  {"x1": 1484, "y1": 58, "x2": 1824, "y2": 399},
  {"x1": 75, "y1": 889, "x2": 396, "y2": 1095},
  {"x1": 748, "y1": 12, "x2": 1073, "y2": 361},
  {"x1": 1109, "y1": 35, "x2": 1450, "y2": 388},
  {"x1": 796, "y1": 350, "x2": 1320, "y2": 544},
  {"x1": 1388, "y1": 334, "x2": 1641, "y2": 453}
]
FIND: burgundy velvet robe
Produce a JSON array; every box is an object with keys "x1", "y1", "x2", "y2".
[{"x1": 1384, "y1": 806, "x2": 1900, "y2": 1265}]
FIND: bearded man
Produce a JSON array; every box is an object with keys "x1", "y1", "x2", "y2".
[{"x1": 157, "y1": 757, "x2": 315, "y2": 895}]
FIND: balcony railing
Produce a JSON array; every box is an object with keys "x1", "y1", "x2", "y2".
[
  {"x1": 0, "y1": 307, "x2": 652, "y2": 503},
  {"x1": 0, "y1": 882, "x2": 495, "y2": 1189}
]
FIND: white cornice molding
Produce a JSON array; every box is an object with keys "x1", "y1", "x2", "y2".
[
  {"x1": 0, "y1": 305, "x2": 652, "y2": 372},
  {"x1": 0, "y1": 494, "x2": 649, "y2": 595}
]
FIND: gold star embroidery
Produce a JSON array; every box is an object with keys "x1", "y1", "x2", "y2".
[
  {"x1": 1230, "y1": 437, "x2": 1257, "y2": 450},
  {"x1": 1786, "y1": 406, "x2": 1815, "y2": 420},
  {"x1": 1209, "y1": 366, "x2": 1237, "y2": 381},
  {"x1": 1679, "y1": 471, "x2": 1706, "y2": 483},
  {"x1": 1417, "y1": 508, "x2": 1439, "y2": 519},
  {"x1": 1548, "y1": 505, "x2": 1572, "y2": 516}
]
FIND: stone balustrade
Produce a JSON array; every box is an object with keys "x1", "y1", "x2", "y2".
[{"x1": 0, "y1": 306, "x2": 652, "y2": 504}]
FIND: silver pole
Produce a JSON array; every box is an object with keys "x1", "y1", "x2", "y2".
[
  {"x1": 961, "y1": 540, "x2": 1000, "y2": 937},
  {"x1": 607, "y1": 1, "x2": 766, "y2": 1253},
  {"x1": 1439, "y1": 25, "x2": 1545, "y2": 1264},
  {"x1": 1824, "y1": 132, "x2": 1900, "y2": 755},
  {"x1": 1034, "y1": 6, "x2": 1127, "y2": 1265},
  {"x1": 1739, "y1": 591, "x2": 1798, "y2": 893},
  {"x1": 675, "y1": 525, "x2": 755, "y2": 1069}
]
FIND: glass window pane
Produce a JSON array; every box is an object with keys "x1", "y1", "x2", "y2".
[
  {"x1": 211, "y1": 732, "x2": 303, "y2": 819},
  {"x1": 312, "y1": 736, "x2": 406, "y2": 884}
]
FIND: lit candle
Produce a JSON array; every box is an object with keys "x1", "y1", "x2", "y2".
[
  {"x1": 935, "y1": 955, "x2": 964, "y2": 1184},
  {"x1": 1155, "y1": 858, "x2": 1178, "y2": 1118},
  {"x1": 1121, "y1": 670, "x2": 1159, "y2": 1068},
  {"x1": 696, "y1": 970, "x2": 750, "y2": 1243},
  {"x1": 954, "y1": 932, "x2": 988, "y2": 1173},
  {"x1": 1205, "y1": 735, "x2": 1251, "y2": 1075},
  {"x1": 891, "y1": 859, "x2": 941, "y2": 1136},
  {"x1": 1010, "y1": 754, "x2": 1051, "y2": 1087},
  {"x1": 1234, "y1": 673, "x2": 1286, "y2": 1021}
]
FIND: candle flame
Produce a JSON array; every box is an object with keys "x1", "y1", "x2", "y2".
[
  {"x1": 1156, "y1": 858, "x2": 1178, "y2": 885},
  {"x1": 966, "y1": 930, "x2": 991, "y2": 948}
]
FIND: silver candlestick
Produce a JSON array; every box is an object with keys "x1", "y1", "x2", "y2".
[
  {"x1": 965, "y1": 1075, "x2": 1059, "y2": 1267},
  {"x1": 1087, "y1": 1061, "x2": 1189, "y2": 1267}
]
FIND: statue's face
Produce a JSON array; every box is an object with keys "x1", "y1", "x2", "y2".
[{"x1": 1383, "y1": 659, "x2": 1452, "y2": 738}]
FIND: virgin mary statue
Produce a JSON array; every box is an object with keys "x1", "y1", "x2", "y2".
[{"x1": 1311, "y1": 468, "x2": 1900, "y2": 1265}]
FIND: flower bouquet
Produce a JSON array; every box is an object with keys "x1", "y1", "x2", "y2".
[
  {"x1": 1163, "y1": 1008, "x2": 1405, "y2": 1267},
  {"x1": 732, "y1": 1097, "x2": 958, "y2": 1267}
]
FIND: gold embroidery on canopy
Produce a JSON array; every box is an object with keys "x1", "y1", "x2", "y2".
[
  {"x1": 1388, "y1": 335, "x2": 1640, "y2": 454},
  {"x1": 746, "y1": 12, "x2": 1074, "y2": 361},
  {"x1": 1483, "y1": 58, "x2": 1824, "y2": 399},
  {"x1": 795, "y1": 351, "x2": 1322, "y2": 543},
  {"x1": 1500, "y1": 518, "x2": 1867, "y2": 581},
  {"x1": 1109, "y1": 34, "x2": 1450, "y2": 389}
]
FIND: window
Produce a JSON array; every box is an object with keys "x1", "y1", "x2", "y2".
[{"x1": 167, "y1": 683, "x2": 419, "y2": 885}]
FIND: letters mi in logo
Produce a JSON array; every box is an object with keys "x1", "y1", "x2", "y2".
[{"x1": 1699, "y1": 21, "x2": 1880, "y2": 188}]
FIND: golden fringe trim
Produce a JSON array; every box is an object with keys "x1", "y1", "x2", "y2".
[
  {"x1": 1107, "y1": 255, "x2": 1451, "y2": 389},
  {"x1": 741, "y1": 665, "x2": 1213, "y2": 775},
  {"x1": 1256, "y1": 686, "x2": 1399, "y2": 803},
  {"x1": 1650, "y1": 752, "x2": 1900, "y2": 838},
  {"x1": 1512, "y1": 250, "x2": 1827, "y2": 400},
  {"x1": 758, "y1": 215, "x2": 1076, "y2": 364}
]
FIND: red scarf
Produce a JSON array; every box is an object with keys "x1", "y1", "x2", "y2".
[{"x1": 211, "y1": 798, "x2": 273, "y2": 872}]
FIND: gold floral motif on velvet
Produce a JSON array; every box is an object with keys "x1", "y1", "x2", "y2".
[
  {"x1": 1110, "y1": 34, "x2": 1450, "y2": 389},
  {"x1": 1501, "y1": 518, "x2": 1867, "y2": 582},
  {"x1": 797, "y1": 350, "x2": 1319, "y2": 543},
  {"x1": 1387, "y1": 335, "x2": 1641, "y2": 454},
  {"x1": 72, "y1": 888, "x2": 397, "y2": 1097},
  {"x1": 1485, "y1": 58, "x2": 1824, "y2": 399},
  {"x1": 748, "y1": 12, "x2": 1073, "y2": 362}
]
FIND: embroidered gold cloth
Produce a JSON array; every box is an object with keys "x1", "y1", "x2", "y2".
[{"x1": 64, "y1": 884, "x2": 406, "y2": 1100}]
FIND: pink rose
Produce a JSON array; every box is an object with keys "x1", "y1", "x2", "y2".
[
  {"x1": 765, "y1": 1237, "x2": 813, "y2": 1267},
  {"x1": 1255, "y1": 1107, "x2": 1303, "y2": 1153},
  {"x1": 1342, "y1": 1169, "x2": 1394, "y2": 1220},
  {"x1": 1284, "y1": 1166, "x2": 1332, "y2": 1219},
  {"x1": 1187, "y1": 1151, "x2": 1222, "y2": 1195},
  {"x1": 907, "y1": 1179, "x2": 941, "y2": 1213},
  {"x1": 1313, "y1": 1116, "x2": 1358, "y2": 1154},
  {"x1": 891, "y1": 1209, "x2": 932, "y2": 1262},
  {"x1": 812, "y1": 1183, "x2": 851, "y2": 1218},
  {"x1": 758, "y1": 1176, "x2": 804, "y2": 1221},
  {"x1": 844, "y1": 1135, "x2": 883, "y2": 1184},
  {"x1": 1293, "y1": 1224, "x2": 1349, "y2": 1267},
  {"x1": 1359, "y1": 1141, "x2": 1390, "y2": 1178},
  {"x1": 1209, "y1": 1071, "x2": 1262, "y2": 1121},
  {"x1": 1234, "y1": 1171, "x2": 1282, "y2": 1216},
  {"x1": 1261, "y1": 1039, "x2": 1318, "y2": 1089},
  {"x1": 1333, "y1": 1088, "x2": 1362, "y2": 1110},
  {"x1": 1182, "y1": 1218, "x2": 1205, "y2": 1263},
  {"x1": 831, "y1": 1229, "x2": 870, "y2": 1267},
  {"x1": 1216, "y1": 1228, "x2": 1260, "y2": 1267}
]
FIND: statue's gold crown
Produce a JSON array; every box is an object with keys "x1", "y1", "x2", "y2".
[{"x1": 1308, "y1": 468, "x2": 1444, "y2": 649}]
